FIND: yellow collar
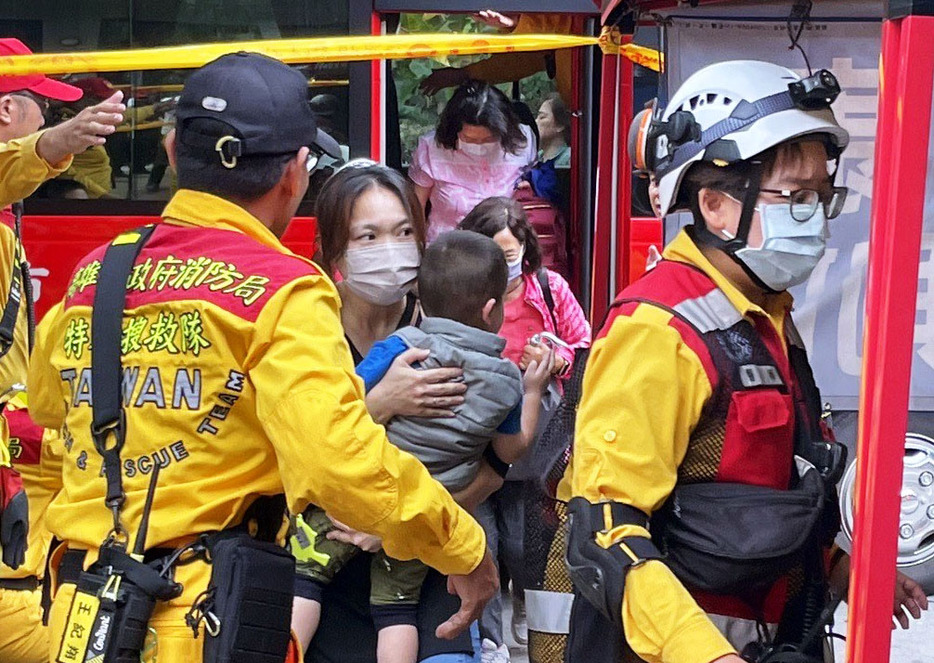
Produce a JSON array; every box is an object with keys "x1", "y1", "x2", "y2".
[
  {"x1": 662, "y1": 228, "x2": 793, "y2": 321},
  {"x1": 161, "y1": 189, "x2": 292, "y2": 255}
]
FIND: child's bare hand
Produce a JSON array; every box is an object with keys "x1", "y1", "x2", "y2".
[
  {"x1": 523, "y1": 347, "x2": 554, "y2": 395},
  {"x1": 519, "y1": 342, "x2": 550, "y2": 371}
]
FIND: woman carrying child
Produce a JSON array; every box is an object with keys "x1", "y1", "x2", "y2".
[{"x1": 295, "y1": 162, "x2": 507, "y2": 663}]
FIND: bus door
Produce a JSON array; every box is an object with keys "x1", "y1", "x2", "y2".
[{"x1": 372, "y1": 1, "x2": 602, "y2": 307}]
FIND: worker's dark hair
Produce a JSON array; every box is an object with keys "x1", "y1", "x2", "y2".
[
  {"x1": 435, "y1": 80, "x2": 528, "y2": 155},
  {"x1": 315, "y1": 163, "x2": 426, "y2": 275},
  {"x1": 544, "y1": 93, "x2": 572, "y2": 143},
  {"x1": 680, "y1": 140, "x2": 816, "y2": 225},
  {"x1": 175, "y1": 118, "x2": 293, "y2": 201},
  {"x1": 458, "y1": 196, "x2": 542, "y2": 275},
  {"x1": 419, "y1": 230, "x2": 507, "y2": 328}
]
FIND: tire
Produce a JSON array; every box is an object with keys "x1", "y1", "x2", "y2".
[{"x1": 837, "y1": 431, "x2": 934, "y2": 595}]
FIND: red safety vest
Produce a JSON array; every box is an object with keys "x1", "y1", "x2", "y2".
[{"x1": 614, "y1": 259, "x2": 834, "y2": 626}]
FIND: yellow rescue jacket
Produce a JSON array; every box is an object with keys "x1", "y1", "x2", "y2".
[{"x1": 0, "y1": 130, "x2": 70, "y2": 469}]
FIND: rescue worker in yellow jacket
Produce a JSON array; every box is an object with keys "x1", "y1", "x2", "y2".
[
  {"x1": 562, "y1": 61, "x2": 928, "y2": 663},
  {"x1": 0, "y1": 38, "x2": 126, "y2": 216},
  {"x1": 0, "y1": 392, "x2": 62, "y2": 663},
  {"x1": 28, "y1": 52, "x2": 497, "y2": 663}
]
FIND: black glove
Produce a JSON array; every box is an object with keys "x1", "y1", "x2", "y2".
[{"x1": 0, "y1": 465, "x2": 28, "y2": 569}]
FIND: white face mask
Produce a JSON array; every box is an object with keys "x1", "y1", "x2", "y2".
[
  {"x1": 458, "y1": 140, "x2": 501, "y2": 158},
  {"x1": 506, "y1": 246, "x2": 525, "y2": 282},
  {"x1": 342, "y1": 241, "x2": 420, "y2": 306},
  {"x1": 731, "y1": 202, "x2": 828, "y2": 292}
]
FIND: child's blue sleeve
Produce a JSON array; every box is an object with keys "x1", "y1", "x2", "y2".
[
  {"x1": 496, "y1": 398, "x2": 523, "y2": 435},
  {"x1": 355, "y1": 335, "x2": 410, "y2": 392}
]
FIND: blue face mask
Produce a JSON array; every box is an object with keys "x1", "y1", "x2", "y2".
[
  {"x1": 506, "y1": 246, "x2": 525, "y2": 281},
  {"x1": 730, "y1": 202, "x2": 828, "y2": 292}
]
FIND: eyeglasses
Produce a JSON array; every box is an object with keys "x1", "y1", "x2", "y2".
[
  {"x1": 758, "y1": 186, "x2": 848, "y2": 221},
  {"x1": 9, "y1": 90, "x2": 50, "y2": 118}
]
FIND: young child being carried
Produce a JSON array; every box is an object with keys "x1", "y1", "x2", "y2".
[{"x1": 292, "y1": 230, "x2": 553, "y2": 663}]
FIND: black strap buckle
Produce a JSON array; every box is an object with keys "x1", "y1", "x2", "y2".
[
  {"x1": 92, "y1": 410, "x2": 127, "y2": 457},
  {"x1": 92, "y1": 412, "x2": 129, "y2": 545},
  {"x1": 577, "y1": 499, "x2": 651, "y2": 536}
]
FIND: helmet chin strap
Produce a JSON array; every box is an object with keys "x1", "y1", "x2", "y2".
[{"x1": 691, "y1": 161, "x2": 782, "y2": 294}]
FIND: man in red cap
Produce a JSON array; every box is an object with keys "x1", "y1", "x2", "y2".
[
  {"x1": 0, "y1": 38, "x2": 127, "y2": 210},
  {"x1": 0, "y1": 36, "x2": 126, "y2": 663}
]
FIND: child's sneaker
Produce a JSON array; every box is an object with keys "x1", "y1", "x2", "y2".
[
  {"x1": 480, "y1": 638, "x2": 511, "y2": 663},
  {"x1": 510, "y1": 599, "x2": 528, "y2": 646}
]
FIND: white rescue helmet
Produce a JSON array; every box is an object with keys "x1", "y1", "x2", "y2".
[{"x1": 652, "y1": 60, "x2": 850, "y2": 217}]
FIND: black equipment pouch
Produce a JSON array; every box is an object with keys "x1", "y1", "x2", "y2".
[
  {"x1": 656, "y1": 461, "x2": 826, "y2": 595},
  {"x1": 565, "y1": 497, "x2": 663, "y2": 622},
  {"x1": 55, "y1": 546, "x2": 181, "y2": 663},
  {"x1": 192, "y1": 532, "x2": 295, "y2": 663}
]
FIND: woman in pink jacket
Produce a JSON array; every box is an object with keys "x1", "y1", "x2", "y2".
[{"x1": 458, "y1": 196, "x2": 591, "y2": 657}]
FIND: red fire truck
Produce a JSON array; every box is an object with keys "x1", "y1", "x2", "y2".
[{"x1": 4, "y1": 1, "x2": 933, "y2": 661}]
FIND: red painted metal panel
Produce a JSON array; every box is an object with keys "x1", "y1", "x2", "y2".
[
  {"x1": 371, "y1": 12, "x2": 385, "y2": 161},
  {"x1": 590, "y1": 50, "x2": 619, "y2": 321},
  {"x1": 614, "y1": 52, "x2": 634, "y2": 295},
  {"x1": 568, "y1": 18, "x2": 585, "y2": 296},
  {"x1": 847, "y1": 16, "x2": 934, "y2": 663},
  {"x1": 21, "y1": 215, "x2": 317, "y2": 321},
  {"x1": 590, "y1": 33, "x2": 634, "y2": 323}
]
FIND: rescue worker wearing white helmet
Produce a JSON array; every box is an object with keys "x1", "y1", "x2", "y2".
[{"x1": 561, "y1": 60, "x2": 928, "y2": 663}]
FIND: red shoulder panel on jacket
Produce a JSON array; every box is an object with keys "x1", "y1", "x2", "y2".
[{"x1": 63, "y1": 225, "x2": 321, "y2": 322}]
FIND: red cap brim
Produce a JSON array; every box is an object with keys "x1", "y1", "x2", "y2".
[{"x1": 29, "y1": 76, "x2": 83, "y2": 102}]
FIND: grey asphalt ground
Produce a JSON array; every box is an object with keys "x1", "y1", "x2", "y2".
[{"x1": 831, "y1": 602, "x2": 933, "y2": 663}]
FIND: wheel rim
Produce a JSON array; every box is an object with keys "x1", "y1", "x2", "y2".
[{"x1": 839, "y1": 433, "x2": 934, "y2": 568}]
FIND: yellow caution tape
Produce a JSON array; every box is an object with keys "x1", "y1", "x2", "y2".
[
  {"x1": 0, "y1": 33, "x2": 599, "y2": 77},
  {"x1": 599, "y1": 27, "x2": 663, "y2": 72},
  {"x1": 621, "y1": 43, "x2": 663, "y2": 72}
]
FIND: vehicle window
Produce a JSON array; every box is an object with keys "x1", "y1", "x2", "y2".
[{"x1": 6, "y1": 0, "x2": 353, "y2": 209}]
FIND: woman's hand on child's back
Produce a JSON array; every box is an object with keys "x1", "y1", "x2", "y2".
[
  {"x1": 366, "y1": 348, "x2": 467, "y2": 422},
  {"x1": 522, "y1": 347, "x2": 555, "y2": 396}
]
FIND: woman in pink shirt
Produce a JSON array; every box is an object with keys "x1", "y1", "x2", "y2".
[
  {"x1": 409, "y1": 81, "x2": 537, "y2": 242},
  {"x1": 459, "y1": 196, "x2": 591, "y2": 378},
  {"x1": 457, "y1": 196, "x2": 591, "y2": 652}
]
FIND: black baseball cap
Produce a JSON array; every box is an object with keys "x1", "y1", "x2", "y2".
[{"x1": 176, "y1": 52, "x2": 341, "y2": 166}]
